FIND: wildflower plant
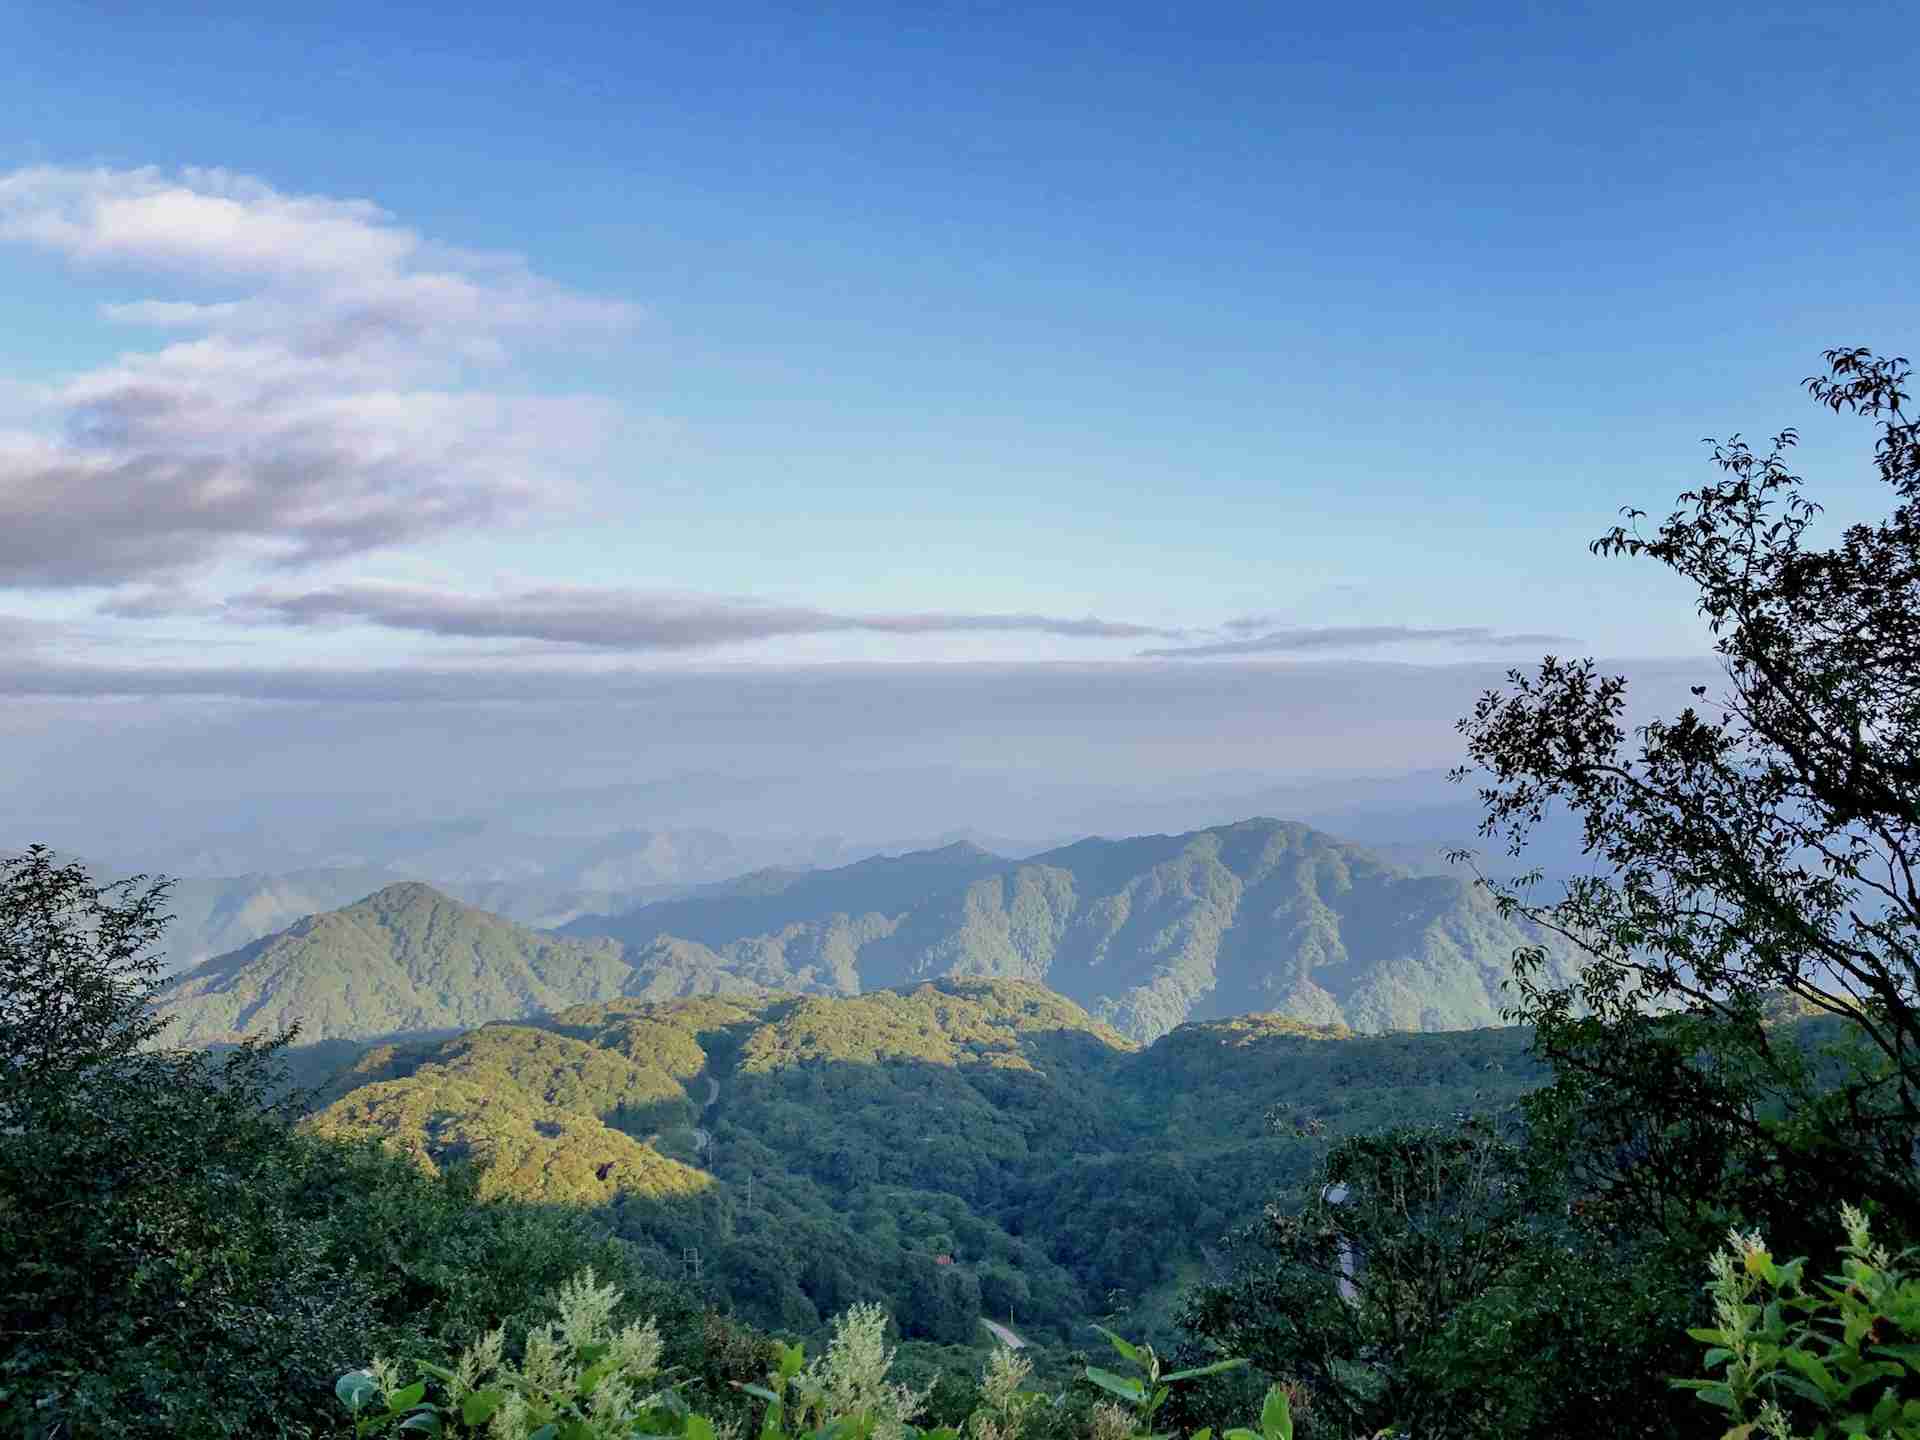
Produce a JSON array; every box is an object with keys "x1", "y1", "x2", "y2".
[
  {"x1": 337, "y1": 1281, "x2": 1282, "y2": 1440},
  {"x1": 336, "y1": 1265, "x2": 676, "y2": 1440},
  {"x1": 733, "y1": 1302, "x2": 940, "y2": 1440},
  {"x1": 969, "y1": 1345, "x2": 1041, "y2": 1440},
  {"x1": 1079, "y1": 1327, "x2": 1288, "y2": 1440},
  {"x1": 1674, "y1": 1204, "x2": 1920, "y2": 1438}
]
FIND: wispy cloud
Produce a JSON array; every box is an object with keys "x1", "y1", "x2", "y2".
[
  {"x1": 0, "y1": 165, "x2": 629, "y2": 589},
  {"x1": 1140, "y1": 624, "x2": 1574, "y2": 658},
  {"x1": 226, "y1": 580, "x2": 1181, "y2": 652}
]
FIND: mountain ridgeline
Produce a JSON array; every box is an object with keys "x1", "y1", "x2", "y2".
[
  {"x1": 561, "y1": 817, "x2": 1574, "y2": 1039},
  {"x1": 154, "y1": 817, "x2": 1575, "y2": 1048}
]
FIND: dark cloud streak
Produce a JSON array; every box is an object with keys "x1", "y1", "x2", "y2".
[
  {"x1": 228, "y1": 582, "x2": 1181, "y2": 651},
  {"x1": 1141, "y1": 624, "x2": 1575, "y2": 658}
]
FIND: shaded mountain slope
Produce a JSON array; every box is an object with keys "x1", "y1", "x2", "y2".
[
  {"x1": 156, "y1": 819, "x2": 1575, "y2": 1053},
  {"x1": 158, "y1": 866, "x2": 688, "y2": 974}
]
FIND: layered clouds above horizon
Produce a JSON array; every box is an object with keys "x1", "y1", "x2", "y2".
[
  {"x1": 0, "y1": 160, "x2": 1767, "y2": 853},
  {"x1": 0, "y1": 165, "x2": 1610, "y2": 685},
  {"x1": 7, "y1": 0, "x2": 1909, "y2": 854}
]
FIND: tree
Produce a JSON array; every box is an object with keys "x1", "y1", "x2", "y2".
[
  {"x1": 1452, "y1": 347, "x2": 1920, "y2": 1237},
  {"x1": 0, "y1": 847, "x2": 714, "y2": 1438},
  {"x1": 0, "y1": 846, "x2": 173, "y2": 1115},
  {"x1": 1177, "y1": 1119, "x2": 1704, "y2": 1439}
]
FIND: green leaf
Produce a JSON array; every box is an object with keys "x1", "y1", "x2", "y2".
[
  {"x1": 1768, "y1": 1373, "x2": 1832, "y2": 1407},
  {"x1": 337, "y1": 1371, "x2": 380, "y2": 1413},
  {"x1": 1259, "y1": 1383, "x2": 1293, "y2": 1440},
  {"x1": 462, "y1": 1391, "x2": 503, "y2": 1426},
  {"x1": 388, "y1": 1381, "x2": 427, "y2": 1413},
  {"x1": 1091, "y1": 1326, "x2": 1143, "y2": 1367},
  {"x1": 686, "y1": 1414, "x2": 717, "y2": 1440},
  {"x1": 1781, "y1": 1348, "x2": 1838, "y2": 1393},
  {"x1": 397, "y1": 1414, "x2": 441, "y2": 1435},
  {"x1": 528, "y1": 1427, "x2": 558, "y2": 1440},
  {"x1": 1162, "y1": 1359, "x2": 1248, "y2": 1383},
  {"x1": 1083, "y1": 1367, "x2": 1146, "y2": 1403},
  {"x1": 735, "y1": 1384, "x2": 783, "y2": 1405}
]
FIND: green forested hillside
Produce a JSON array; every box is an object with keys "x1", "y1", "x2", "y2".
[
  {"x1": 571, "y1": 819, "x2": 1576, "y2": 1039},
  {"x1": 308, "y1": 978, "x2": 1545, "y2": 1345},
  {"x1": 159, "y1": 865, "x2": 406, "y2": 971},
  {"x1": 156, "y1": 867, "x2": 690, "y2": 975},
  {"x1": 153, "y1": 882, "x2": 644, "y2": 1045}
]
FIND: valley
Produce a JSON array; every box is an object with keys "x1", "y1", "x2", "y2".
[{"x1": 303, "y1": 978, "x2": 1545, "y2": 1345}]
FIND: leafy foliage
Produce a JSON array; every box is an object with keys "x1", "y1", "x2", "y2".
[
  {"x1": 0, "y1": 849, "x2": 740, "y2": 1438},
  {"x1": 1180, "y1": 1117, "x2": 1711, "y2": 1439},
  {"x1": 1452, "y1": 347, "x2": 1920, "y2": 1238},
  {"x1": 1676, "y1": 1204, "x2": 1920, "y2": 1438},
  {"x1": 338, "y1": 1273, "x2": 1300, "y2": 1440}
]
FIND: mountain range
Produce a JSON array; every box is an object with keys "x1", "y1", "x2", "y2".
[
  {"x1": 562, "y1": 817, "x2": 1575, "y2": 1038},
  {"x1": 153, "y1": 817, "x2": 1576, "y2": 1047}
]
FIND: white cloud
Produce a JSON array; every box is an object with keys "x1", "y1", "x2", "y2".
[{"x1": 0, "y1": 165, "x2": 634, "y2": 588}]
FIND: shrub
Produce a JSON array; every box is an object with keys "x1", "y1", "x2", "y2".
[{"x1": 1675, "y1": 1204, "x2": 1919, "y2": 1438}]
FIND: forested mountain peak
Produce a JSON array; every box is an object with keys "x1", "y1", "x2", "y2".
[{"x1": 152, "y1": 881, "x2": 640, "y2": 1047}]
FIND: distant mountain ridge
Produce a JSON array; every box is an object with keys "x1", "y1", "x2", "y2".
[
  {"x1": 154, "y1": 818, "x2": 1573, "y2": 1049},
  {"x1": 569, "y1": 818, "x2": 1576, "y2": 1039}
]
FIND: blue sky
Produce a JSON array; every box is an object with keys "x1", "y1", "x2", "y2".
[{"x1": 0, "y1": 1, "x2": 1913, "y2": 842}]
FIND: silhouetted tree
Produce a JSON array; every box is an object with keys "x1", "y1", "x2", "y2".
[{"x1": 1453, "y1": 346, "x2": 1920, "y2": 1235}]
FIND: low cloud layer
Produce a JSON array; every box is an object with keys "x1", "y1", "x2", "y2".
[
  {"x1": 0, "y1": 656, "x2": 1719, "y2": 867},
  {"x1": 0, "y1": 166, "x2": 626, "y2": 589},
  {"x1": 227, "y1": 580, "x2": 1179, "y2": 651},
  {"x1": 1141, "y1": 624, "x2": 1574, "y2": 658}
]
